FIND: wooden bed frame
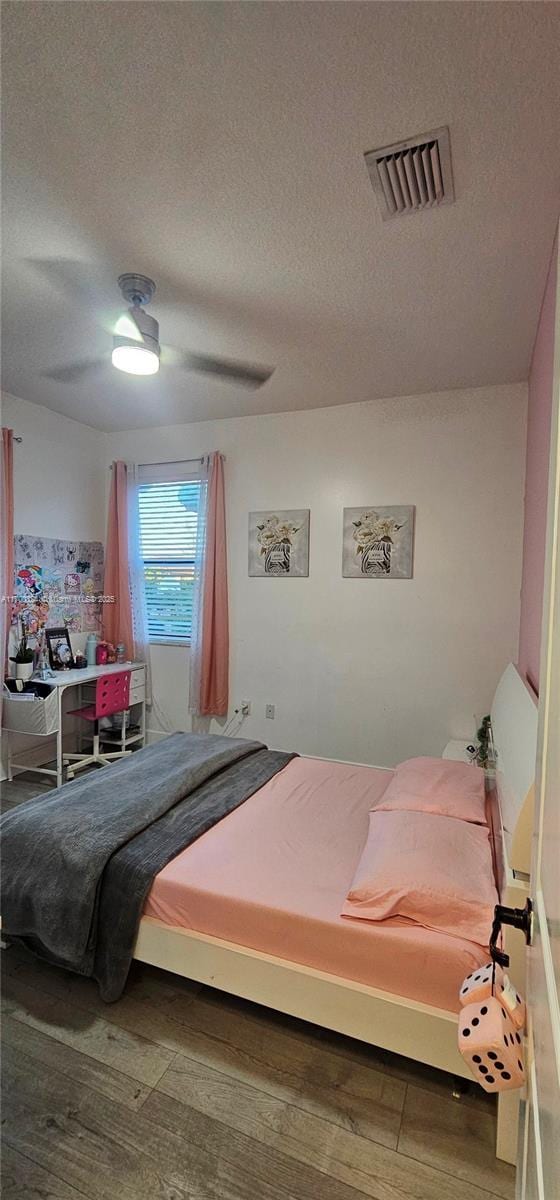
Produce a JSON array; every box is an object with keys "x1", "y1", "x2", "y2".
[{"x1": 133, "y1": 663, "x2": 537, "y2": 1164}]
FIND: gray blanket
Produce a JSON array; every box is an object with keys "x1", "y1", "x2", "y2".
[{"x1": 1, "y1": 732, "x2": 295, "y2": 1000}]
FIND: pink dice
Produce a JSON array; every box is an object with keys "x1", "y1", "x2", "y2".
[
  {"x1": 459, "y1": 963, "x2": 526, "y2": 1030},
  {"x1": 459, "y1": 961, "x2": 504, "y2": 1006},
  {"x1": 458, "y1": 995, "x2": 525, "y2": 1092}
]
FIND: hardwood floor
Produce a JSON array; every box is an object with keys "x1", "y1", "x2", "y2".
[
  {"x1": 1, "y1": 773, "x2": 55, "y2": 813},
  {"x1": 0, "y1": 775, "x2": 516, "y2": 1200}
]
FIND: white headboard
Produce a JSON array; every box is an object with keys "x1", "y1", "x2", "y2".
[{"x1": 490, "y1": 663, "x2": 538, "y2": 876}]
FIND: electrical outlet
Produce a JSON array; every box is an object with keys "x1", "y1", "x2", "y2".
[
  {"x1": 265, "y1": 704, "x2": 275, "y2": 719},
  {"x1": 241, "y1": 700, "x2": 251, "y2": 717}
]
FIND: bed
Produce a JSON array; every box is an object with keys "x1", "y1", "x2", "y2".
[
  {"x1": 143, "y1": 754, "x2": 490, "y2": 1013},
  {"x1": 1, "y1": 663, "x2": 537, "y2": 1164},
  {"x1": 135, "y1": 664, "x2": 537, "y2": 1165}
]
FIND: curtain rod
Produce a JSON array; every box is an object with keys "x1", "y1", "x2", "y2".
[
  {"x1": 108, "y1": 455, "x2": 223, "y2": 470},
  {"x1": 140, "y1": 456, "x2": 206, "y2": 467}
]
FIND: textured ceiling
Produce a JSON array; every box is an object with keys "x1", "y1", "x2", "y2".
[{"x1": 2, "y1": 1, "x2": 559, "y2": 432}]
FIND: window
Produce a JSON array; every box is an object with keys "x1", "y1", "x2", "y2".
[{"x1": 137, "y1": 467, "x2": 203, "y2": 644}]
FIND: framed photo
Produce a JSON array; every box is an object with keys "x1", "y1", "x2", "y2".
[
  {"x1": 342, "y1": 506, "x2": 415, "y2": 578},
  {"x1": 45, "y1": 626, "x2": 75, "y2": 670},
  {"x1": 249, "y1": 510, "x2": 310, "y2": 577}
]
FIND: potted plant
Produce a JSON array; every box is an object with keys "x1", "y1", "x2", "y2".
[
  {"x1": 475, "y1": 715, "x2": 492, "y2": 768},
  {"x1": 9, "y1": 618, "x2": 35, "y2": 681}
]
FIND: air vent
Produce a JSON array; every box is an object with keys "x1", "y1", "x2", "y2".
[{"x1": 364, "y1": 126, "x2": 454, "y2": 221}]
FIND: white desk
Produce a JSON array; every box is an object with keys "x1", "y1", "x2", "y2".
[{"x1": 5, "y1": 662, "x2": 146, "y2": 788}]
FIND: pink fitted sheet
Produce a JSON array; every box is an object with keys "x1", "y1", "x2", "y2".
[{"x1": 144, "y1": 756, "x2": 489, "y2": 1012}]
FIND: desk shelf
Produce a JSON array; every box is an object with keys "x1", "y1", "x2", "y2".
[{"x1": 99, "y1": 731, "x2": 144, "y2": 748}]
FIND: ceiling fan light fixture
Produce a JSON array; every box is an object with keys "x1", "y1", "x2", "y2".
[
  {"x1": 112, "y1": 299, "x2": 160, "y2": 375},
  {"x1": 112, "y1": 342, "x2": 160, "y2": 375}
]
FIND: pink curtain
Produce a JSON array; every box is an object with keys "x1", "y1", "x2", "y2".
[
  {"x1": 103, "y1": 461, "x2": 134, "y2": 655},
  {"x1": 192, "y1": 453, "x2": 229, "y2": 717},
  {"x1": 1, "y1": 428, "x2": 14, "y2": 679}
]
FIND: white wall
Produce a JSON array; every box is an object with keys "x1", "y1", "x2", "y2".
[
  {"x1": 1, "y1": 391, "x2": 107, "y2": 663},
  {"x1": 1, "y1": 392, "x2": 106, "y2": 544},
  {"x1": 108, "y1": 382, "x2": 528, "y2": 767}
]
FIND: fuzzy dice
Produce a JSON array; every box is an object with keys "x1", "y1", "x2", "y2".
[
  {"x1": 459, "y1": 961, "x2": 503, "y2": 1005},
  {"x1": 458, "y1": 995, "x2": 525, "y2": 1092},
  {"x1": 459, "y1": 962, "x2": 526, "y2": 1030}
]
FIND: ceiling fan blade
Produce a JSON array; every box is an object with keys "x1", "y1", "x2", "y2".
[
  {"x1": 43, "y1": 358, "x2": 106, "y2": 383},
  {"x1": 27, "y1": 259, "x2": 122, "y2": 334},
  {"x1": 27, "y1": 258, "x2": 112, "y2": 306},
  {"x1": 181, "y1": 352, "x2": 274, "y2": 389}
]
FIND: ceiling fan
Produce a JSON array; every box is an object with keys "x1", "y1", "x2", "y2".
[{"x1": 46, "y1": 274, "x2": 275, "y2": 389}]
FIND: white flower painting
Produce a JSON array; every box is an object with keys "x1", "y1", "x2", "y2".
[
  {"x1": 249, "y1": 510, "x2": 310, "y2": 577},
  {"x1": 342, "y1": 506, "x2": 415, "y2": 578}
]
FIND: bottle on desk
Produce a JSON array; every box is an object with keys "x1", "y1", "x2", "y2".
[{"x1": 85, "y1": 634, "x2": 98, "y2": 667}]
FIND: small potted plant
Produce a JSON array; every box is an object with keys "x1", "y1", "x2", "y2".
[
  {"x1": 476, "y1": 715, "x2": 492, "y2": 768},
  {"x1": 9, "y1": 617, "x2": 35, "y2": 681}
]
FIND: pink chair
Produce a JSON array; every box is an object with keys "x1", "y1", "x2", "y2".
[{"x1": 64, "y1": 670, "x2": 132, "y2": 780}]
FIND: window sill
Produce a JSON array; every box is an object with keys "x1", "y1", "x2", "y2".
[{"x1": 149, "y1": 638, "x2": 191, "y2": 648}]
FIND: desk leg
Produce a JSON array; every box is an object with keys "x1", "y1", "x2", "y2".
[{"x1": 56, "y1": 688, "x2": 63, "y2": 787}]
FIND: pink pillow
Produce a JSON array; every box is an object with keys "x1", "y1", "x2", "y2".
[
  {"x1": 342, "y1": 810, "x2": 497, "y2": 946},
  {"x1": 374, "y1": 756, "x2": 486, "y2": 824}
]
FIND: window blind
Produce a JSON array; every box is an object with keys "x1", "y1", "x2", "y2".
[{"x1": 137, "y1": 477, "x2": 202, "y2": 643}]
